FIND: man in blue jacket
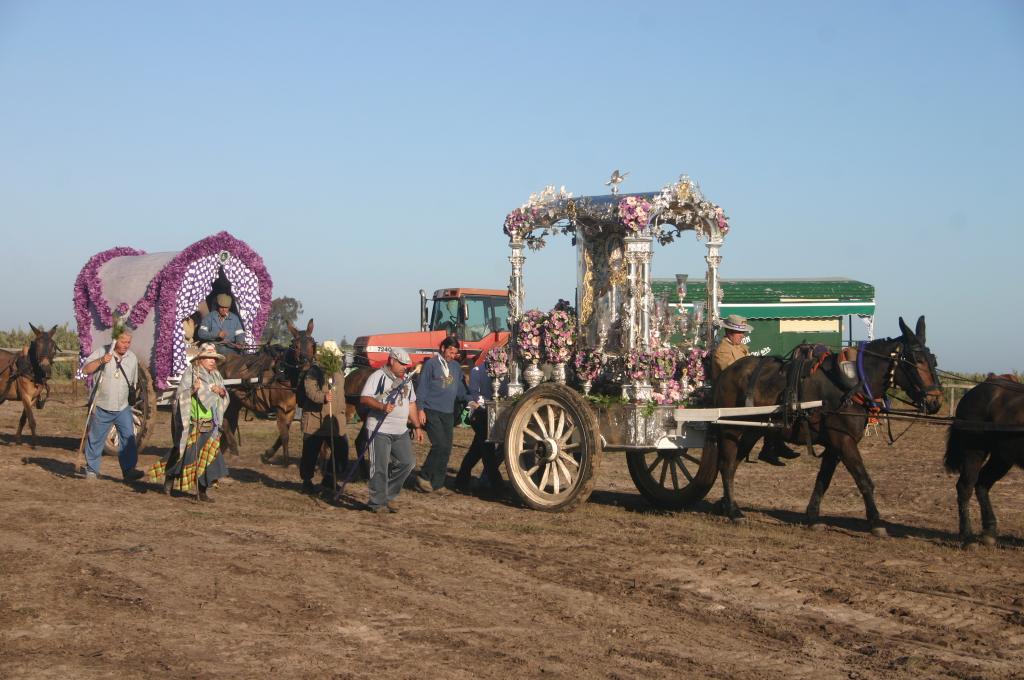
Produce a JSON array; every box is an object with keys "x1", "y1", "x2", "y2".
[
  {"x1": 413, "y1": 337, "x2": 467, "y2": 494},
  {"x1": 198, "y1": 293, "x2": 246, "y2": 355}
]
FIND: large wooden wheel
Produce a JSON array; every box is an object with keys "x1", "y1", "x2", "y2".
[
  {"x1": 504, "y1": 383, "x2": 601, "y2": 512},
  {"x1": 105, "y1": 363, "x2": 156, "y2": 456},
  {"x1": 625, "y1": 432, "x2": 719, "y2": 510}
]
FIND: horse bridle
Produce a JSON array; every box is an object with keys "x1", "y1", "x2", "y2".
[{"x1": 885, "y1": 341, "x2": 941, "y2": 410}]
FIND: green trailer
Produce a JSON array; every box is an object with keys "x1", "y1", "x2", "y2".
[{"x1": 651, "y1": 277, "x2": 875, "y2": 356}]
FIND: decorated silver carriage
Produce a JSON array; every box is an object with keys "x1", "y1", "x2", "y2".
[
  {"x1": 73, "y1": 231, "x2": 273, "y2": 453},
  {"x1": 486, "y1": 174, "x2": 821, "y2": 511}
]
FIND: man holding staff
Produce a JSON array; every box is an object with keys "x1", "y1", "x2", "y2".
[{"x1": 80, "y1": 329, "x2": 144, "y2": 482}]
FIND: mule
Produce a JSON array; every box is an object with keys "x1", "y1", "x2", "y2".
[
  {"x1": 0, "y1": 324, "x2": 59, "y2": 448},
  {"x1": 710, "y1": 316, "x2": 942, "y2": 536},
  {"x1": 220, "y1": 319, "x2": 316, "y2": 466},
  {"x1": 944, "y1": 373, "x2": 1024, "y2": 546}
]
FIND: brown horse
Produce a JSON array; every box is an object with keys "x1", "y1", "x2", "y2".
[
  {"x1": 944, "y1": 373, "x2": 1024, "y2": 546},
  {"x1": 710, "y1": 316, "x2": 942, "y2": 536},
  {"x1": 343, "y1": 364, "x2": 375, "y2": 423},
  {"x1": 220, "y1": 319, "x2": 316, "y2": 466},
  {"x1": 0, "y1": 324, "x2": 58, "y2": 448}
]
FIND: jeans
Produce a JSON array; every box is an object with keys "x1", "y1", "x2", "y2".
[
  {"x1": 84, "y1": 406, "x2": 137, "y2": 478},
  {"x1": 367, "y1": 431, "x2": 415, "y2": 509},
  {"x1": 419, "y1": 408, "x2": 454, "y2": 490}
]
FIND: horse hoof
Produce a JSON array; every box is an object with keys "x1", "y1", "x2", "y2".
[
  {"x1": 980, "y1": 534, "x2": 997, "y2": 547},
  {"x1": 808, "y1": 523, "x2": 825, "y2": 532},
  {"x1": 730, "y1": 516, "x2": 747, "y2": 525},
  {"x1": 962, "y1": 540, "x2": 979, "y2": 552},
  {"x1": 260, "y1": 452, "x2": 274, "y2": 464},
  {"x1": 870, "y1": 526, "x2": 889, "y2": 538}
]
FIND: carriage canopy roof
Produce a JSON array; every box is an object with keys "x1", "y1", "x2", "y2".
[{"x1": 73, "y1": 231, "x2": 272, "y2": 389}]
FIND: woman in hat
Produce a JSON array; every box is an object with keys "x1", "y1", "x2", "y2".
[{"x1": 152, "y1": 343, "x2": 230, "y2": 501}]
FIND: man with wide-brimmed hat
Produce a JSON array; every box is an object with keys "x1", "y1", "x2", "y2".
[
  {"x1": 711, "y1": 314, "x2": 754, "y2": 380},
  {"x1": 712, "y1": 314, "x2": 800, "y2": 466},
  {"x1": 198, "y1": 293, "x2": 246, "y2": 355}
]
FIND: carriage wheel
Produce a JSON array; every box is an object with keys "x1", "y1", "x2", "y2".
[
  {"x1": 626, "y1": 433, "x2": 719, "y2": 511},
  {"x1": 104, "y1": 364, "x2": 155, "y2": 456},
  {"x1": 503, "y1": 383, "x2": 601, "y2": 512}
]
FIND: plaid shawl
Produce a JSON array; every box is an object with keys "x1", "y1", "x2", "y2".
[{"x1": 173, "y1": 364, "x2": 228, "y2": 459}]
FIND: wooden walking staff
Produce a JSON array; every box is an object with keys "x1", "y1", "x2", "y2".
[
  {"x1": 327, "y1": 375, "x2": 339, "y2": 499},
  {"x1": 75, "y1": 369, "x2": 105, "y2": 475}
]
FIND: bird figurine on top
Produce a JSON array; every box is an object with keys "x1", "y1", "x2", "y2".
[{"x1": 605, "y1": 169, "x2": 630, "y2": 195}]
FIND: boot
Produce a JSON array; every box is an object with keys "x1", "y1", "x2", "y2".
[
  {"x1": 163, "y1": 477, "x2": 174, "y2": 495},
  {"x1": 757, "y1": 449, "x2": 786, "y2": 466},
  {"x1": 198, "y1": 487, "x2": 215, "y2": 503}
]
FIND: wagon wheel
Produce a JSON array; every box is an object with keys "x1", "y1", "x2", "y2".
[
  {"x1": 503, "y1": 383, "x2": 601, "y2": 512},
  {"x1": 625, "y1": 431, "x2": 719, "y2": 511},
  {"x1": 104, "y1": 363, "x2": 156, "y2": 456}
]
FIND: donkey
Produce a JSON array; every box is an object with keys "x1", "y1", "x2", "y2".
[
  {"x1": 710, "y1": 316, "x2": 942, "y2": 536},
  {"x1": 944, "y1": 374, "x2": 1024, "y2": 546},
  {"x1": 220, "y1": 319, "x2": 316, "y2": 466},
  {"x1": 0, "y1": 324, "x2": 59, "y2": 448}
]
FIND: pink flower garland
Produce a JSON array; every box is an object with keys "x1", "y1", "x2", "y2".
[
  {"x1": 73, "y1": 246, "x2": 147, "y2": 362},
  {"x1": 147, "y1": 231, "x2": 273, "y2": 388}
]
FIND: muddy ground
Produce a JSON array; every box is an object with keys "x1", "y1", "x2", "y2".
[{"x1": 1, "y1": 384, "x2": 1023, "y2": 679}]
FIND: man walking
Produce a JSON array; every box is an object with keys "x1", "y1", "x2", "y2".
[
  {"x1": 359, "y1": 349, "x2": 424, "y2": 513},
  {"x1": 80, "y1": 329, "x2": 145, "y2": 482},
  {"x1": 413, "y1": 338, "x2": 467, "y2": 495}
]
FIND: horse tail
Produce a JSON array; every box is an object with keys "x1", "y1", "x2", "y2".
[{"x1": 943, "y1": 426, "x2": 964, "y2": 473}]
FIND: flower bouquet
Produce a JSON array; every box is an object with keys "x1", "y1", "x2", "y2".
[
  {"x1": 618, "y1": 195, "x2": 653, "y2": 235},
  {"x1": 517, "y1": 310, "x2": 545, "y2": 363},
  {"x1": 573, "y1": 348, "x2": 604, "y2": 395},
  {"x1": 518, "y1": 309, "x2": 546, "y2": 388},
  {"x1": 542, "y1": 309, "x2": 575, "y2": 364},
  {"x1": 623, "y1": 348, "x2": 655, "y2": 383},
  {"x1": 651, "y1": 347, "x2": 679, "y2": 383},
  {"x1": 485, "y1": 345, "x2": 509, "y2": 379},
  {"x1": 652, "y1": 379, "x2": 686, "y2": 405}
]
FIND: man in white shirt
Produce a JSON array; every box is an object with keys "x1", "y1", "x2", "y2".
[
  {"x1": 80, "y1": 330, "x2": 145, "y2": 482},
  {"x1": 359, "y1": 349, "x2": 424, "y2": 513}
]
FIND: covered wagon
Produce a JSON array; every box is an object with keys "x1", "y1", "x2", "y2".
[{"x1": 73, "y1": 231, "x2": 273, "y2": 450}]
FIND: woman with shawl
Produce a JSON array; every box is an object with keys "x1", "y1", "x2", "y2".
[{"x1": 151, "y1": 342, "x2": 230, "y2": 501}]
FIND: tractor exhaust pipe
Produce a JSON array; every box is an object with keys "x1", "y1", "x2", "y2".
[{"x1": 419, "y1": 289, "x2": 428, "y2": 332}]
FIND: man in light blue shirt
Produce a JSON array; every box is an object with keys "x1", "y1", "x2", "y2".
[
  {"x1": 81, "y1": 330, "x2": 144, "y2": 482},
  {"x1": 198, "y1": 293, "x2": 246, "y2": 355}
]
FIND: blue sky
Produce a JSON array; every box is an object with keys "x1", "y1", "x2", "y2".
[{"x1": 1, "y1": 1, "x2": 1021, "y2": 372}]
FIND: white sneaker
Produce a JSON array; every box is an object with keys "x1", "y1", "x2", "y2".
[{"x1": 84, "y1": 472, "x2": 98, "y2": 481}]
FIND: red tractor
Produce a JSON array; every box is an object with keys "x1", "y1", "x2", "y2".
[{"x1": 352, "y1": 287, "x2": 511, "y2": 370}]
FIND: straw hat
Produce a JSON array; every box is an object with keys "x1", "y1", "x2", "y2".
[
  {"x1": 721, "y1": 314, "x2": 753, "y2": 333},
  {"x1": 191, "y1": 342, "x2": 225, "y2": 364}
]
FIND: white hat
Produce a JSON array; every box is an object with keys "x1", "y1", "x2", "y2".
[
  {"x1": 388, "y1": 348, "x2": 412, "y2": 365},
  {"x1": 721, "y1": 314, "x2": 753, "y2": 333}
]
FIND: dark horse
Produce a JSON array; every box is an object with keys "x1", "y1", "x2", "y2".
[
  {"x1": 944, "y1": 374, "x2": 1024, "y2": 546},
  {"x1": 220, "y1": 319, "x2": 317, "y2": 466},
  {"x1": 711, "y1": 316, "x2": 942, "y2": 536},
  {"x1": 343, "y1": 365, "x2": 375, "y2": 423},
  {"x1": 0, "y1": 324, "x2": 58, "y2": 448}
]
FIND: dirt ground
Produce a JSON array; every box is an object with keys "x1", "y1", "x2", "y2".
[{"x1": 2, "y1": 384, "x2": 1023, "y2": 680}]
